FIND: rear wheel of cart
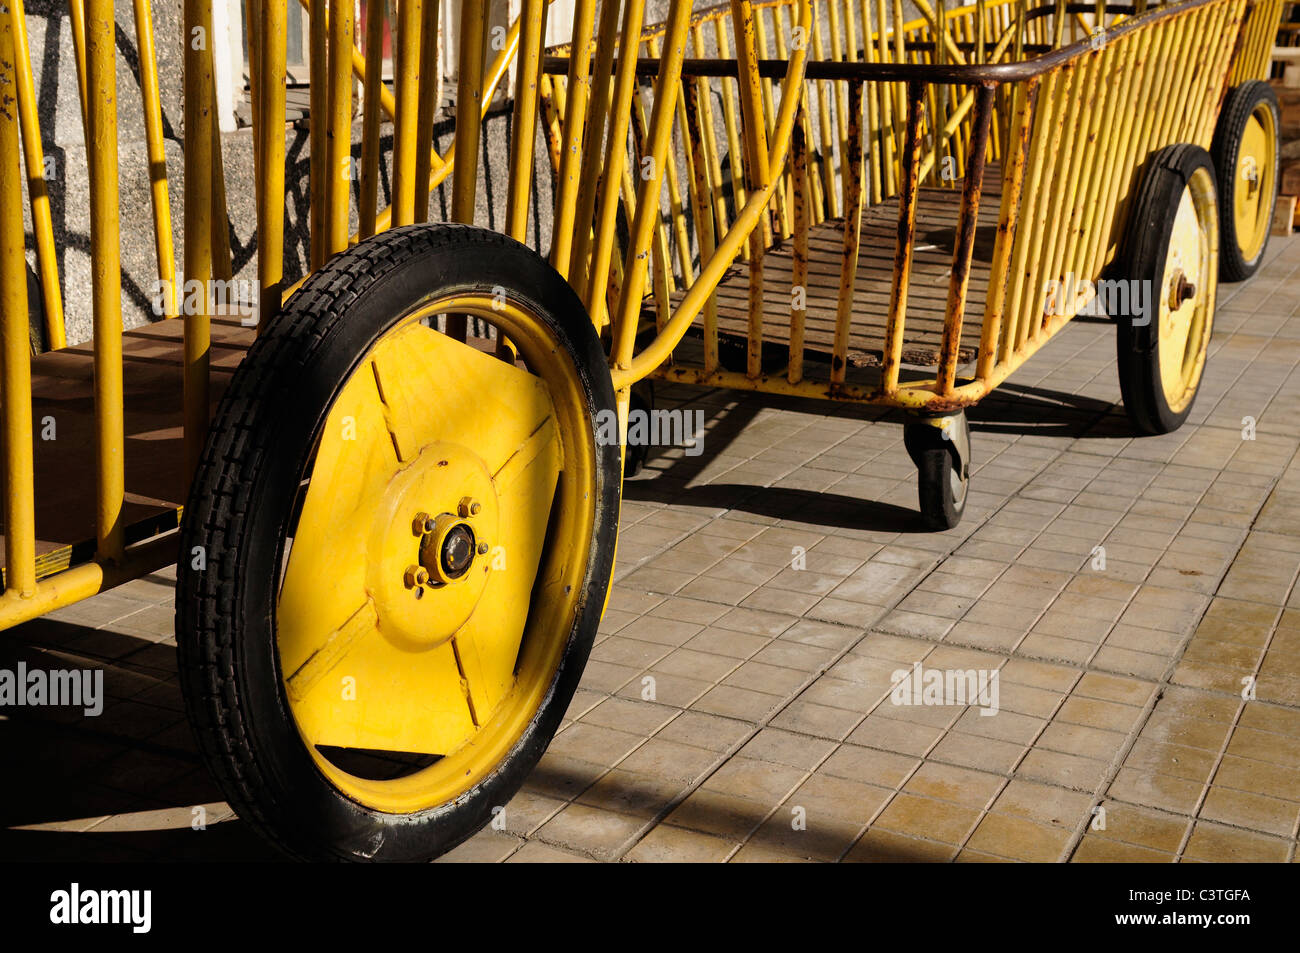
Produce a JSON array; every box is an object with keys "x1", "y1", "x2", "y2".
[
  {"x1": 176, "y1": 224, "x2": 621, "y2": 861},
  {"x1": 1212, "y1": 81, "x2": 1279, "y2": 282},
  {"x1": 905, "y1": 411, "x2": 970, "y2": 531},
  {"x1": 1117, "y1": 144, "x2": 1218, "y2": 436}
]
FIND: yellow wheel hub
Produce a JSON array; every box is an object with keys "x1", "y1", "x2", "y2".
[
  {"x1": 1233, "y1": 104, "x2": 1276, "y2": 264},
  {"x1": 1158, "y1": 168, "x2": 1216, "y2": 415},
  {"x1": 275, "y1": 294, "x2": 597, "y2": 814}
]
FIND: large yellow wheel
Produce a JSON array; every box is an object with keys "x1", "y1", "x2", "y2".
[
  {"x1": 177, "y1": 225, "x2": 620, "y2": 861},
  {"x1": 1117, "y1": 145, "x2": 1218, "y2": 435},
  {"x1": 1212, "y1": 81, "x2": 1280, "y2": 281}
]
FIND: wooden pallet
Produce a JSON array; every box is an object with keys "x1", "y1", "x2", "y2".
[
  {"x1": 3, "y1": 318, "x2": 254, "y2": 581},
  {"x1": 675, "y1": 170, "x2": 1002, "y2": 370}
]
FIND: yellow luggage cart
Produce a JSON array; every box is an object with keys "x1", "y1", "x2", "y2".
[{"x1": 0, "y1": 0, "x2": 1283, "y2": 859}]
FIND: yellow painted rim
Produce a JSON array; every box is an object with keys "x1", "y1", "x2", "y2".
[
  {"x1": 1233, "y1": 101, "x2": 1276, "y2": 265},
  {"x1": 276, "y1": 293, "x2": 597, "y2": 814},
  {"x1": 1158, "y1": 166, "x2": 1217, "y2": 415}
]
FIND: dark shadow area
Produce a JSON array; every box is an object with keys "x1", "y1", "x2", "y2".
[{"x1": 0, "y1": 615, "x2": 278, "y2": 862}]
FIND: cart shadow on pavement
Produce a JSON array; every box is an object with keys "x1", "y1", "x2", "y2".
[
  {"x1": 621, "y1": 379, "x2": 1125, "y2": 531},
  {"x1": 0, "y1": 616, "x2": 283, "y2": 862}
]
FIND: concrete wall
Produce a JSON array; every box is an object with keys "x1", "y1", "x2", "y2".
[{"x1": 17, "y1": 0, "x2": 925, "y2": 345}]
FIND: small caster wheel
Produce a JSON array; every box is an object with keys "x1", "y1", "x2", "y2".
[{"x1": 904, "y1": 411, "x2": 970, "y2": 531}]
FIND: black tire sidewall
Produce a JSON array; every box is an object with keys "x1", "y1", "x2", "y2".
[
  {"x1": 178, "y1": 225, "x2": 620, "y2": 861},
  {"x1": 1213, "y1": 81, "x2": 1280, "y2": 282}
]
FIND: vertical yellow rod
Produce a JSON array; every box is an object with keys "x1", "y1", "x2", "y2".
[
  {"x1": 67, "y1": 0, "x2": 91, "y2": 143},
  {"x1": 9, "y1": 0, "x2": 66, "y2": 346},
  {"x1": 937, "y1": 83, "x2": 994, "y2": 395},
  {"x1": 132, "y1": 0, "x2": 176, "y2": 321},
  {"x1": 87, "y1": 0, "x2": 124, "y2": 560},
  {"x1": 448, "y1": 0, "x2": 486, "y2": 342},
  {"x1": 507, "y1": 0, "x2": 545, "y2": 240},
  {"x1": 309, "y1": 0, "x2": 328, "y2": 265},
  {"x1": 569, "y1": 0, "x2": 627, "y2": 299},
  {"x1": 978, "y1": 77, "x2": 1032, "y2": 382},
  {"x1": 452, "y1": 0, "x2": 487, "y2": 227},
  {"x1": 392, "y1": 0, "x2": 422, "y2": 226},
  {"x1": 831, "y1": 81, "x2": 864, "y2": 387},
  {"x1": 245, "y1": 0, "x2": 263, "y2": 218},
  {"x1": 359, "y1": 0, "x2": 385, "y2": 238},
  {"x1": 0, "y1": 12, "x2": 36, "y2": 594},
  {"x1": 413, "y1": 0, "x2": 441, "y2": 223},
  {"x1": 732, "y1": 0, "x2": 771, "y2": 377},
  {"x1": 327, "y1": 0, "x2": 355, "y2": 253},
  {"x1": 183, "y1": 0, "x2": 213, "y2": 478},
  {"x1": 259, "y1": 0, "x2": 287, "y2": 330},
  {"x1": 584, "y1": 0, "x2": 648, "y2": 329},
  {"x1": 788, "y1": 107, "x2": 809, "y2": 385},
  {"x1": 611, "y1": 0, "x2": 693, "y2": 371},
  {"x1": 881, "y1": 82, "x2": 923, "y2": 397},
  {"x1": 549, "y1": 0, "x2": 596, "y2": 277},
  {"x1": 685, "y1": 77, "x2": 719, "y2": 374}
]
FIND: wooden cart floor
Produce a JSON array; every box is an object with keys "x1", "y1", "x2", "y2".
[
  {"x1": 2, "y1": 318, "x2": 253, "y2": 582},
  {"x1": 678, "y1": 171, "x2": 1003, "y2": 370}
]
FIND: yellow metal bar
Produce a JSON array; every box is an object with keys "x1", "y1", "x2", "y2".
[
  {"x1": 506, "y1": 0, "x2": 546, "y2": 240},
  {"x1": 327, "y1": 0, "x2": 355, "y2": 252},
  {"x1": 209, "y1": 109, "x2": 233, "y2": 283},
  {"x1": 714, "y1": 18, "x2": 752, "y2": 228},
  {"x1": 67, "y1": 0, "x2": 91, "y2": 143},
  {"x1": 309, "y1": 0, "x2": 328, "y2": 265},
  {"x1": 183, "y1": 0, "x2": 213, "y2": 479},
  {"x1": 9, "y1": 0, "x2": 66, "y2": 346},
  {"x1": 733, "y1": 0, "x2": 772, "y2": 377},
  {"x1": 413, "y1": 0, "x2": 441, "y2": 224},
  {"x1": 789, "y1": 108, "x2": 809, "y2": 384},
  {"x1": 391, "y1": 0, "x2": 422, "y2": 226},
  {"x1": 831, "y1": 81, "x2": 865, "y2": 387},
  {"x1": 692, "y1": 24, "x2": 729, "y2": 240},
  {"x1": 245, "y1": 0, "x2": 263, "y2": 219},
  {"x1": 131, "y1": 0, "x2": 176, "y2": 322},
  {"x1": 259, "y1": 0, "x2": 287, "y2": 330},
  {"x1": 613, "y1": 0, "x2": 811, "y2": 389},
  {"x1": 685, "y1": 77, "x2": 720, "y2": 375},
  {"x1": 611, "y1": 0, "x2": 694, "y2": 374},
  {"x1": 977, "y1": 77, "x2": 1033, "y2": 382},
  {"x1": 87, "y1": 0, "x2": 125, "y2": 561},
  {"x1": 0, "y1": 12, "x2": 36, "y2": 595},
  {"x1": 584, "y1": 0, "x2": 649, "y2": 330},
  {"x1": 881, "y1": 82, "x2": 924, "y2": 397},
  {"x1": 358, "y1": 0, "x2": 385, "y2": 238},
  {"x1": 937, "y1": 83, "x2": 994, "y2": 396},
  {"x1": 569, "y1": 0, "x2": 627, "y2": 301},
  {"x1": 0, "y1": 535, "x2": 177, "y2": 630},
  {"x1": 549, "y1": 0, "x2": 596, "y2": 277}
]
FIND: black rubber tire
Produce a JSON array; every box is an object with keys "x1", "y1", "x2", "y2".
[
  {"x1": 175, "y1": 224, "x2": 621, "y2": 862},
  {"x1": 904, "y1": 419, "x2": 968, "y2": 531},
  {"x1": 1116, "y1": 144, "x2": 1217, "y2": 436},
  {"x1": 1212, "y1": 81, "x2": 1280, "y2": 282}
]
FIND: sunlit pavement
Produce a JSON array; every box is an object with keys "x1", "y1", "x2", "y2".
[{"x1": 5, "y1": 236, "x2": 1300, "y2": 862}]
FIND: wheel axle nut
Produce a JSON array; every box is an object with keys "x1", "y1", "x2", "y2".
[
  {"x1": 457, "y1": 496, "x2": 481, "y2": 518},
  {"x1": 477, "y1": 542, "x2": 489, "y2": 555},
  {"x1": 411, "y1": 512, "x2": 431, "y2": 536},
  {"x1": 404, "y1": 564, "x2": 429, "y2": 589}
]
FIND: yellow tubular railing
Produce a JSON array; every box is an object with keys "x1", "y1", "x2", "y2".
[{"x1": 1, "y1": 6, "x2": 37, "y2": 597}]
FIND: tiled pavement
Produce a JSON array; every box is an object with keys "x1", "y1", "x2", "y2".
[{"x1": 5, "y1": 238, "x2": 1300, "y2": 862}]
